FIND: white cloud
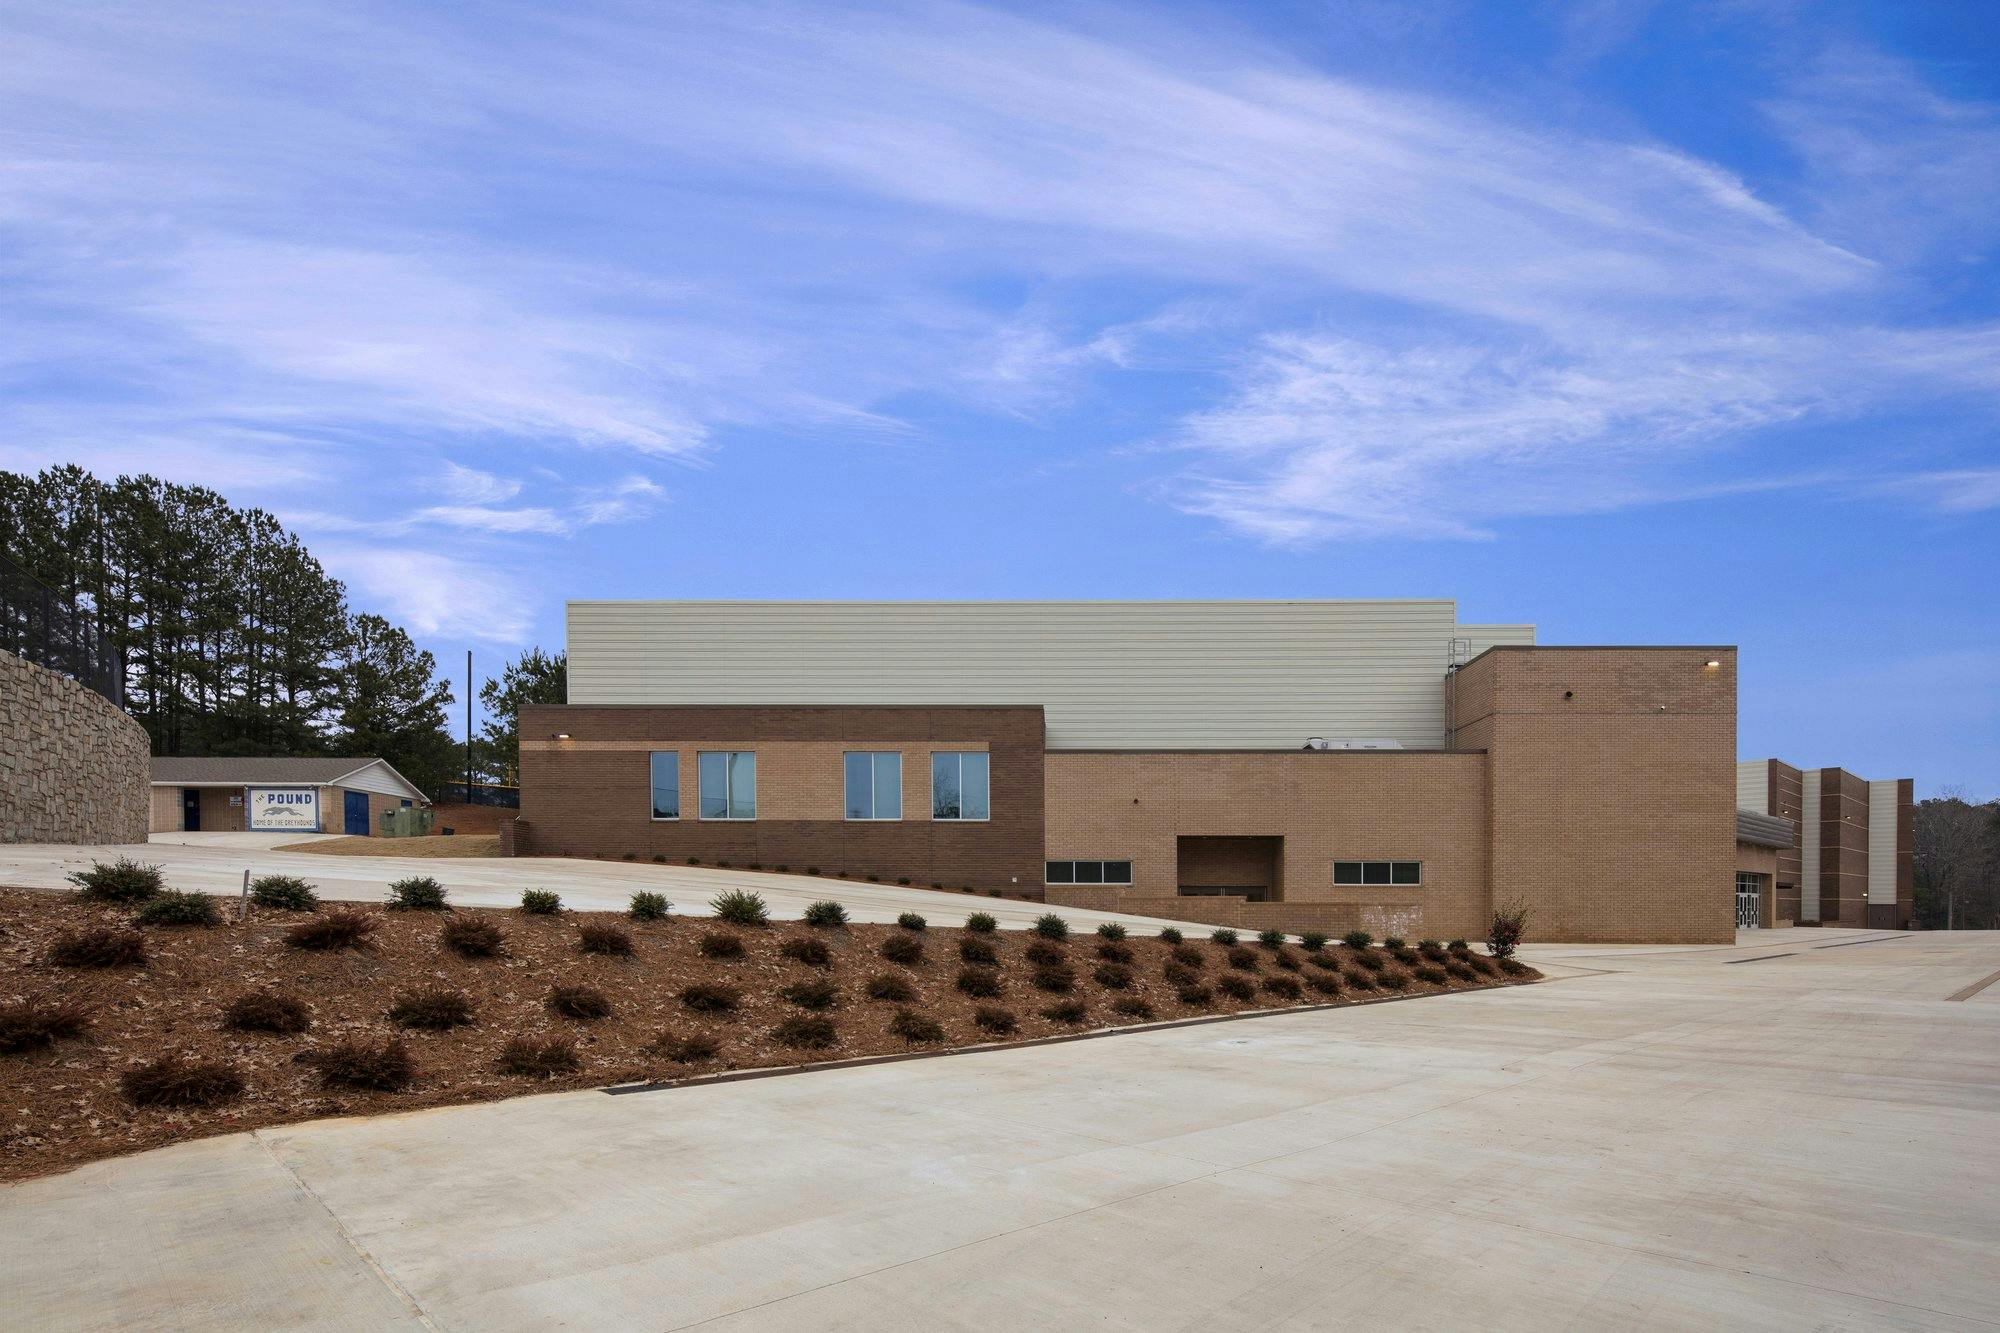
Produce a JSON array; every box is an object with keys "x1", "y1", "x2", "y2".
[
  {"x1": 322, "y1": 547, "x2": 530, "y2": 644},
  {"x1": 438, "y1": 462, "x2": 521, "y2": 505}
]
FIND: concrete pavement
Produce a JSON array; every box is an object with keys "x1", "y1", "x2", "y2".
[{"x1": 4, "y1": 928, "x2": 1997, "y2": 1329}]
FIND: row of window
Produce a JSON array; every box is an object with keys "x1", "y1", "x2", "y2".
[
  {"x1": 1333, "y1": 861, "x2": 1423, "y2": 885},
  {"x1": 648, "y1": 750, "x2": 991, "y2": 822},
  {"x1": 1044, "y1": 860, "x2": 1133, "y2": 885},
  {"x1": 1048, "y1": 860, "x2": 1425, "y2": 886}
]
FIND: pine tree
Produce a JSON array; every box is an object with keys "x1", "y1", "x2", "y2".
[
  {"x1": 333, "y1": 614, "x2": 459, "y2": 796},
  {"x1": 477, "y1": 647, "x2": 567, "y2": 785}
]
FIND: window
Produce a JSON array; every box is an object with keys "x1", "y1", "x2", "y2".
[
  {"x1": 697, "y1": 751, "x2": 755, "y2": 819},
  {"x1": 844, "y1": 752, "x2": 902, "y2": 820},
  {"x1": 649, "y1": 752, "x2": 680, "y2": 820},
  {"x1": 931, "y1": 751, "x2": 990, "y2": 820},
  {"x1": 1045, "y1": 860, "x2": 1131, "y2": 885},
  {"x1": 1334, "y1": 861, "x2": 1421, "y2": 886}
]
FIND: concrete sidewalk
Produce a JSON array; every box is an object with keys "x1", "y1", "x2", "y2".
[{"x1": 5, "y1": 929, "x2": 1997, "y2": 1329}]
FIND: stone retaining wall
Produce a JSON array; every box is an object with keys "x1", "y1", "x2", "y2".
[{"x1": 0, "y1": 647, "x2": 149, "y2": 844}]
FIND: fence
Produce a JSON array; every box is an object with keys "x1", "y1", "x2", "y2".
[
  {"x1": 0, "y1": 552, "x2": 122, "y2": 708},
  {"x1": 440, "y1": 780, "x2": 521, "y2": 808}
]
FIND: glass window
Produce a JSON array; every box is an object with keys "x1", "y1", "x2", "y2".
[
  {"x1": 1391, "y1": 862, "x2": 1421, "y2": 885},
  {"x1": 698, "y1": 751, "x2": 755, "y2": 819},
  {"x1": 1334, "y1": 861, "x2": 1362, "y2": 885},
  {"x1": 932, "y1": 752, "x2": 990, "y2": 820},
  {"x1": 1045, "y1": 861, "x2": 1076, "y2": 884},
  {"x1": 1336, "y1": 860, "x2": 1422, "y2": 886},
  {"x1": 649, "y1": 752, "x2": 680, "y2": 820},
  {"x1": 844, "y1": 752, "x2": 902, "y2": 820},
  {"x1": 1102, "y1": 861, "x2": 1132, "y2": 885},
  {"x1": 1045, "y1": 860, "x2": 1133, "y2": 885},
  {"x1": 1075, "y1": 860, "x2": 1104, "y2": 884}
]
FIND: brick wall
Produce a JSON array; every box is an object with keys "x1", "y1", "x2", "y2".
[
  {"x1": 1767, "y1": 760, "x2": 1803, "y2": 923},
  {"x1": 1818, "y1": 767, "x2": 1870, "y2": 928},
  {"x1": 0, "y1": 648, "x2": 149, "y2": 844}
]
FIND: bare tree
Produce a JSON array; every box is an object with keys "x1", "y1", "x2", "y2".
[{"x1": 1913, "y1": 789, "x2": 2000, "y2": 930}]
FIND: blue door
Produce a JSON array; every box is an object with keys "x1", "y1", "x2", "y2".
[{"x1": 344, "y1": 790, "x2": 370, "y2": 835}]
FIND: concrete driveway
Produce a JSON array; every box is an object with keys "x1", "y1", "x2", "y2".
[
  {"x1": 5, "y1": 929, "x2": 1997, "y2": 1330},
  {"x1": 0, "y1": 833, "x2": 1206, "y2": 932}
]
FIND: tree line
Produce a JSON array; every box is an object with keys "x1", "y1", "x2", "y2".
[{"x1": 1914, "y1": 794, "x2": 2000, "y2": 930}]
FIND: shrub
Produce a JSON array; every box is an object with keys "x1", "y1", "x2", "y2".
[
  {"x1": 285, "y1": 910, "x2": 377, "y2": 951},
  {"x1": 47, "y1": 926, "x2": 146, "y2": 968},
  {"x1": 122, "y1": 1056, "x2": 244, "y2": 1108},
  {"x1": 1465, "y1": 954, "x2": 1497, "y2": 976},
  {"x1": 1447, "y1": 939, "x2": 1470, "y2": 954},
  {"x1": 223, "y1": 991, "x2": 309, "y2": 1034},
  {"x1": 1261, "y1": 975, "x2": 1303, "y2": 1000},
  {"x1": 0, "y1": 997, "x2": 91, "y2": 1053},
  {"x1": 1226, "y1": 946, "x2": 1259, "y2": 971},
  {"x1": 1307, "y1": 952, "x2": 1343, "y2": 971},
  {"x1": 965, "y1": 912, "x2": 998, "y2": 933},
  {"x1": 1445, "y1": 961, "x2": 1477, "y2": 982},
  {"x1": 1306, "y1": 970, "x2": 1344, "y2": 996},
  {"x1": 896, "y1": 912, "x2": 927, "y2": 931},
  {"x1": 781, "y1": 935, "x2": 832, "y2": 967},
  {"x1": 896, "y1": 877, "x2": 909, "y2": 886},
  {"x1": 547, "y1": 985, "x2": 612, "y2": 1020},
  {"x1": 628, "y1": 891, "x2": 672, "y2": 921},
  {"x1": 1111, "y1": 996, "x2": 1154, "y2": 1021},
  {"x1": 1176, "y1": 984, "x2": 1213, "y2": 1006},
  {"x1": 688, "y1": 856, "x2": 700, "y2": 865},
  {"x1": 520, "y1": 889, "x2": 561, "y2": 915},
  {"x1": 1342, "y1": 931, "x2": 1373, "y2": 949},
  {"x1": 956, "y1": 966, "x2": 1003, "y2": 998},
  {"x1": 865, "y1": 973, "x2": 915, "y2": 1002},
  {"x1": 772, "y1": 1015, "x2": 837, "y2": 1049},
  {"x1": 67, "y1": 857, "x2": 163, "y2": 904},
  {"x1": 1298, "y1": 931, "x2": 1329, "y2": 953},
  {"x1": 386, "y1": 876, "x2": 450, "y2": 911},
  {"x1": 1217, "y1": 974, "x2": 1255, "y2": 1001},
  {"x1": 311, "y1": 1038, "x2": 414, "y2": 1091},
  {"x1": 1257, "y1": 928, "x2": 1286, "y2": 949},
  {"x1": 653, "y1": 1033, "x2": 720, "y2": 1064},
  {"x1": 1032, "y1": 914, "x2": 1070, "y2": 940},
  {"x1": 1488, "y1": 904, "x2": 1530, "y2": 960},
  {"x1": 1272, "y1": 950, "x2": 1301, "y2": 972},
  {"x1": 249, "y1": 874, "x2": 319, "y2": 911},
  {"x1": 1352, "y1": 950, "x2": 1386, "y2": 972},
  {"x1": 879, "y1": 934, "x2": 924, "y2": 965},
  {"x1": 1498, "y1": 957, "x2": 1531, "y2": 976},
  {"x1": 1347, "y1": 969, "x2": 1378, "y2": 992},
  {"x1": 698, "y1": 931, "x2": 745, "y2": 959},
  {"x1": 710, "y1": 890, "x2": 769, "y2": 926},
  {"x1": 1375, "y1": 969, "x2": 1408, "y2": 990},
  {"x1": 1418, "y1": 939, "x2": 1447, "y2": 960},
  {"x1": 680, "y1": 983, "x2": 741, "y2": 1014},
  {"x1": 1095, "y1": 922, "x2": 1127, "y2": 941},
  {"x1": 1093, "y1": 964, "x2": 1134, "y2": 990},
  {"x1": 497, "y1": 1037, "x2": 579, "y2": 1078},
  {"x1": 1158, "y1": 926, "x2": 1184, "y2": 944},
  {"x1": 888, "y1": 1009, "x2": 945, "y2": 1044},
  {"x1": 803, "y1": 900, "x2": 848, "y2": 928},
  {"x1": 782, "y1": 979, "x2": 839, "y2": 1011},
  {"x1": 1095, "y1": 941, "x2": 1133, "y2": 964},
  {"x1": 1023, "y1": 939, "x2": 1066, "y2": 967},
  {"x1": 972, "y1": 1005, "x2": 1018, "y2": 1034},
  {"x1": 1163, "y1": 961, "x2": 1200, "y2": 988},
  {"x1": 389, "y1": 987, "x2": 475, "y2": 1031},
  {"x1": 1032, "y1": 965, "x2": 1076, "y2": 994},
  {"x1": 440, "y1": 917, "x2": 505, "y2": 958},
  {"x1": 134, "y1": 890, "x2": 221, "y2": 928},
  {"x1": 1170, "y1": 944, "x2": 1205, "y2": 968},
  {"x1": 1413, "y1": 964, "x2": 1447, "y2": 985},
  {"x1": 578, "y1": 923, "x2": 634, "y2": 957},
  {"x1": 1210, "y1": 929, "x2": 1239, "y2": 946},
  {"x1": 958, "y1": 936, "x2": 998, "y2": 965},
  {"x1": 1382, "y1": 936, "x2": 1407, "y2": 951},
  {"x1": 1040, "y1": 999, "x2": 1088, "y2": 1025}
]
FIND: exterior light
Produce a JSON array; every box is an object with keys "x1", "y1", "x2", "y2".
[
  {"x1": 1705, "y1": 659, "x2": 1720, "y2": 668},
  {"x1": 553, "y1": 732, "x2": 571, "y2": 740}
]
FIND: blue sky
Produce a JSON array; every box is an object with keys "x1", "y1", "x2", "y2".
[{"x1": 2, "y1": 0, "x2": 1995, "y2": 795}]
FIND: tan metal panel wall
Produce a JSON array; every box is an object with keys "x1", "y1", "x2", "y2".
[
  {"x1": 1799, "y1": 770, "x2": 1821, "y2": 920},
  {"x1": 1735, "y1": 760, "x2": 1770, "y2": 815},
  {"x1": 567, "y1": 600, "x2": 1466, "y2": 750},
  {"x1": 1867, "y1": 779, "x2": 1898, "y2": 905},
  {"x1": 1454, "y1": 623, "x2": 1536, "y2": 659}
]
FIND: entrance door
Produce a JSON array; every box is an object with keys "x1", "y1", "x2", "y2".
[
  {"x1": 1735, "y1": 871, "x2": 1763, "y2": 929},
  {"x1": 343, "y1": 790, "x2": 370, "y2": 836},
  {"x1": 181, "y1": 788, "x2": 201, "y2": 832}
]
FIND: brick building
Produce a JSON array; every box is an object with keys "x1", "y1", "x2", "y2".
[{"x1": 512, "y1": 600, "x2": 1910, "y2": 944}]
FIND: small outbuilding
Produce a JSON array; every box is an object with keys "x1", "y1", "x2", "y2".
[{"x1": 148, "y1": 757, "x2": 428, "y2": 837}]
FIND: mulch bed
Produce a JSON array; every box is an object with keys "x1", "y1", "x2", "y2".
[{"x1": 0, "y1": 887, "x2": 1539, "y2": 1182}]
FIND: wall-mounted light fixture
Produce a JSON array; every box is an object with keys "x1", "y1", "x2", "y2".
[
  {"x1": 552, "y1": 732, "x2": 571, "y2": 740},
  {"x1": 1704, "y1": 659, "x2": 1721, "y2": 669}
]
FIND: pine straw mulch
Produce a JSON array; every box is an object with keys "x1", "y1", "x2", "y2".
[{"x1": 0, "y1": 888, "x2": 1540, "y2": 1182}]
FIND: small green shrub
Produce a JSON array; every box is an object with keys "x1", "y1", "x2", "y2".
[
  {"x1": 958, "y1": 936, "x2": 998, "y2": 965},
  {"x1": 1418, "y1": 939, "x2": 1446, "y2": 960},
  {"x1": 0, "y1": 997, "x2": 91, "y2": 1053},
  {"x1": 897, "y1": 877, "x2": 910, "y2": 886},
  {"x1": 771, "y1": 1015, "x2": 837, "y2": 1049},
  {"x1": 134, "y1": 890, "x2": 220, "y2": 928},
  {"x1": 520, "y1": 889, "x2": 561, "y2": 915},
  {"x1": 1226, "y1": 946, "x2": 1259, "y2": 971},
  {"x1": 121, "y1": 1056, "x2": 244, "y2": 1108},
  {"x1": 1111, "y1": 996, "x2": 1154, "y2": 1021},
  {"x1": 47, "y1": 926, "x2": 146, "y2": 968},
  {"x1": 973, "y1": 1005, "x2": 1017, "y2": 1034},
  {"x1": 782, "y1": 978, "x2": 839, "y2": 1011},
  {"x1": 698, "y1": 931, "x2": 745, "y2": 959},
  {"x1": 803, "y1": 900, "x2": 848, "y2": 928},
  {"x1": 547, "y1": 985, "x2": 612, "y2": 1020},
  {"x1": 285, "y1": 910, "x2": 377, "y2": 951},
  {"x1": 628, "y1": 891, "x2": 671, "y2": 921},
  {"x1": 653, "y1": 1033, "x2": 720, "y2": 1064},
  {"x1": 497, "y1": 1037, "x2": 579, "y2": 1078},
  {"x1": 955, "y1": 966, "x2": 1003, "y2": 998},
  {"x1": 249, "y1": 874, "x2": 319, "y2": 911},
  {"x1": 1093, "y1": 964, "x2": 1134, "y2": 990},
  {"x1": 896, "y1": 912, "x2": 927, "y2": 931},
  {"x1": 1342, "y1": 931, "x2": 1373, "y2": 949},
  {"x1": 386, "y1": 876, "x2": 449, "y2": 911},
  {"x1": 965, "y1": 912, "x2": 998, "y2": 933},
  {"x1": 1095, "y1": 922, "x2": 1127, "y2": 941},
  {"x1": 1488, "y1": 904, "x2": 1530, "y2": 960},
  {"x1": 1095, "y1": 940, "x2": 1133, "y2": 964},
  {"x1": 1382, "y1": 936, "x2": 1407, "y2": 951},
  {"x1": 1217, "y1": 974, "x2": 1255, "y2": 1001},
  {"x1": 389, "y1": 987, "x2": 475, "y2": 1031},
  {"x1": 1210, "y1": 928, "x2": 1239, "y2": 945},
  {"x1": 1447, "y1": 939, "x2": 1470, "y2": 954},
  {"x1": 879, "y1": 934, "x2": 924, "y2": 965},
  {"x1": 1033, "y1": 914, "x2": 1070, "y2": 940},
  {"x1": 1040, "y1": 999, "x2": 1088, "y2": 1025},
  {"x1": 888, "y1": 1009, "x2": 944, "y2": 1044},
  {"x1": 1158, "y1": 926, "x2": 1184, "y2": 944},
  {"x1": 223, "y1": 991, "x2": 309, "y2": 1034},
  {"x1": 1298, "y1": 931, "x2": 1329, "y2": 952},
  {"x1": 781, "y1": 935, "x2": 833, "y2": 967},
  {"x1": 67, "y1": 857, "x2": 163, "y2": 904},
  {"x1": 1257, "y1": 928, "x2": 1286, "y2": 949},
  {"x1": 311, "y1": 1037, "x2": 414, "y2": 1091},
  {"x1": 1163, "y1": 961, "x2": 1200, "y2": 988},
  {"x1": 1306, "y1": 970, "x2": 1344, "y2": 995},
  {"x1": 865, "y1": 973, "x2": 915, "y2": 1002},
  {"x1": 1024, "y1": 939, "x2": 1066, "y2": 967},
  {"x1": 1170, "y1": 944, "x2": 1205, "y2": 968},
  {"x1": 1261, "y1": 974, "x2": 1303, "y2": 1000},
  {"x1": 1031, "y1": 965, "x2": 1076, "y2": 994},
  {"x1": 579, "y1": 923, "x2": 634, "y2": 956},
  {"x1": 1413, "y1": 964, "x2": 1447, "y2": 985},
  {"x1": 440, "y1": 917, "x2": 505, "y2": 958},
  {"x1": 710, "y1": 889, "x2": 769, "y2": 927},
  {"x1": 680, "y1": 983, "x2": 741, "y2": 1014},
  {"x1": 1176, "y1": 983, "x2": 1213, "y2": 1006}
]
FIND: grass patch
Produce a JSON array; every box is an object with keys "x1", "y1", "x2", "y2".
[
  {"x1": 1216, "y1": 974, "x2": 1255, "y2": 1001},
  {"x1": 1093, "y1": 964, "x2": 1134, "y2": 990},
  {"x1": 878, "y1": 934, "x2": 924, "y2": 965},
  {"x1": 223, "y1": 991, "x2": 310, "y2": 1034},
  {"x1": 679, "y1": 983, "x2": 741, "y2": 1014},
  {"x1": 1261, "y1": 974, "x2": 1303, "y2": 1000},
  {"x1": 547, "y1": 985, "x2": 612, "y2": 1020},
  {"x1": 771, "y1": 1015, "x2": 837, "y2": 1049},
  {"x1": 1176, "y1": 984, "x2": 1213, "y2": 1006},
  {"x1": 781, "y1": 935, "x2": 833, "y2": 967},
  {"x1": 864, "y1": 973, "x2": 915, "y2": 1002},
  {"x1": 0, "y1": 997, "x2": 91, "y2": 1053},
  {"x1": 958, "y1": 936, "x2": 998, "y2": 965},
  {"x1": 651, "y1": 1033, "x2": 720, "y2": 1064},
  {"x1": 698, "y1": 931, "x2": 745, "y2": 959},
  {"x1": 1040, "y1": 999, "x2": 1088, "y2": 1025},
  {"x1": 1023, "y1": 939, "x2": 1066, "y2": 967},
  {"x1": 388, "y1": 987, "x2": 475, "y2": 1031},
  {"x1": 497, "y1": 1036, "x2": 580, "y2": 1077},
  {"x1": 285, "y1": 910, "x2": 377, "y2": 952},
  {"x1": 310, "y1": 1038, "x2": 415, "y2": 1091},
  {"x1": 1031, "y1": 965, "x2": 1076, "y2": 994},
  {"x1": 887, "y1": 1009, "x2": 945, "y2": 1044},
  {"x1": 1095, "y1": 940, "x2": 1133, "y2": 964},
  {"x1": 955, "y1": 966, "x2": 1003, "y2": 998},
  {"x1": 781, "y1": 978, "x2": 839, "y2": 1011},
  {"x1": 972, "y1": 1005, "x2": 1017, "y2": 1034},
  {"x1": 1413, "y1": 964, "x2": 1447, "y2": 985},
  {"x1": 1226, "y1": 946, "x2": 1259, "y2": 971},
  {"x1": 1111, "y1": 996, "x2": 1154, "y2": 1021},
  {"x1": 1163, "y1": 961, "x2": 1200, "y2": 988},
  {"x1": 1170, "y1": 944, "x2": 1205, "y2": 968},
  {"x1": 578, "y1": 923, "x2": 634, "y2": 956},
  {"x1": 1306, "y1": 970, "x2": 1344, "y2": 995},
  {"x1": 121, "y1": 1056, "x2": 244, "y2": 1109},
  {"x1": 47, "y1": 926, "x2": 147, "y2": 968},
  {"x1": 440, "y1": 917, "x2": 505, "y2": 959}
]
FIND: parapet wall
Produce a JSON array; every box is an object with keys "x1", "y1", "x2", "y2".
[{"x1": 0, "y1": 647, "x2": 149, "y2": 845}]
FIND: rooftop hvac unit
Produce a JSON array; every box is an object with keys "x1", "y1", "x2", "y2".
[{"x1": 1303, "y1": 738, "x2": 1403, "y2": 751}]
